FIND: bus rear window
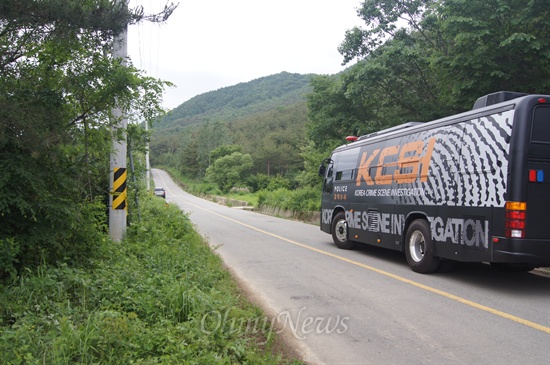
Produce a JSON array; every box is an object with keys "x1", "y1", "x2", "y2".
[{"x1": 531, "y1": 106, "x2": 550, "y2": 143}]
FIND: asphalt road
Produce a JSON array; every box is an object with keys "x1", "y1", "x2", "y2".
[{"x1": 152, "y1": 168, "x2": 550, "y2": 365}]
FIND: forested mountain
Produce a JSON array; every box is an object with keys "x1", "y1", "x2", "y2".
[
  {"x1": 150, "y1": 71, "x2": 317, "y2": 179},
  {"x1": 155, "y1": 72, "x2": 313, "y2": 133},
  {"x1": 151, "y1": 0, "x2": 550, "y2": 196}
]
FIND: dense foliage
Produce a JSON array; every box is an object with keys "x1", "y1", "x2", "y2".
[
  {"x1": 0, "y1": 195, "x2": 300, "y2": 364},
  {"x1": 152, "y1": 99, "x2": 311, "y2": 180},
  {"x1": 308, "y1": 0, "x2": 550, "y2": 148},
  {"x1": 0, "y1": 0, "x2": 173, "y2": 276},
  {"x1": 206, "y1": 151, "x2": 254, "y2": 193}
]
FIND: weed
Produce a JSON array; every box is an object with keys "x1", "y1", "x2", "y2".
[{"x1": 0, "y1": 195, "x2": 302, "y2": 364}]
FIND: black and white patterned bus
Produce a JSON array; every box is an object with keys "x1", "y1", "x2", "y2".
[{"x1": 318, "y1": 92, "x2": 550, "y2": 273}]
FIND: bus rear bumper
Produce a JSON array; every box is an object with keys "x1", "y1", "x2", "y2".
[{"x1": 492, "y1": 237, "x2": 550, "y2": 266}]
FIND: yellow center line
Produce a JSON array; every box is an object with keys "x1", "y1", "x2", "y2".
[{"x1": 157, "y1": 171, "x2": 550, "y2": 335}]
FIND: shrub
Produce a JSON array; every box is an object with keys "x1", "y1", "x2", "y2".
[
  {"x1": 0, "y1": 192, "x2": 107, "y2": 278},
  {"x1": 257, "y1": 187, "x2": 320, "y2": 212},
  {"x1": 247, "y1": 173, "x2": 270, "y2": 192},
  {"x1": 0, "y1": 195, "x2": 298, "y2": 364},
  {"x1": 191, "y1": 181, "x2": 222, "y2": 196},
  {"x1": 205, "y1": 152, "x2": 253, "y2": 192},
  {"x1": 266, "y1": 175, "x2": 292, "y2": 191},
  {"x1": 0, "y1": 238, "x2": 20, "y2": 279}
]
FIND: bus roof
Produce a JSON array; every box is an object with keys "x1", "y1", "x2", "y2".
[
  {"x1": 333, "y1": 91, "x2": 539, "y2": 153},
  {"x1": 472, "y1": 91, "x2": 527, "y2": 109}
]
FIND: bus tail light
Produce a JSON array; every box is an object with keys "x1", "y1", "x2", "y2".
[
  {"x1": 528, "y1": 169, "x2": 544, "y2": 182},
  {"x1": 505, "y1": 201, "x2": 526, "y2": 238}
]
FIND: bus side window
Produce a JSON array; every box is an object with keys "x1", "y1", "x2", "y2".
[
  {"x1": 335, "y1": 148, "x2": 360, "y2": 181},
  {"x1": 336, "y1": 168, "x2": 356, "y2": 181}
]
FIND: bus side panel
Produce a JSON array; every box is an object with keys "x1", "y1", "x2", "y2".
[
  {"x1": 429, "y1": 206, "x2": 493, "y2": 262},
  {"x1": 437, "y1": 115, "x2": 511, "y2": 262},
  {"x1": 321, "y1": 108, "x2": 519, "y2": 264},
  {"x1": 347, "y1": 202, "x2": 398, "y2": 250}
]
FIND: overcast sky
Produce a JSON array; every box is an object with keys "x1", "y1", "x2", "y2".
[{"x1": 127, "y1": 0, "x2": 365, "y2": 110}]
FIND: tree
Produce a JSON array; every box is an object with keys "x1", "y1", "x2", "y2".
[
  {"x1": 169, "y1": 121, "x2": 232, "y2": 178},
  {"x1": 0, "y1": 0, "x2": 175, "y2": 276},
  {"x1": 339, "y1": 30, "x2": 455, "y2": 126},
  {"x1": 230, "y1": 102, "x2": 309, "y2": 175},
  {"x1": 0, "y1": 0, "x2": 176, "y2": 34},
  {"x1": 338, "y1": 0, "x2": 433, "y2": 65},
  {"x1": 339, "y1": 0, "x2": 550, "y2": 107},
  {"x1": 205, "y1": 152, "x2": 254, "y2": 193},
  {"x1": 306, "y1": 74, "x2": 368, "y2": 150},
  {"x1": 209, "y1": 145, "x2": 243, "y2": 162},
  {"x1": 294, "y1": 141, "x2": 327, "y2": 189},
  {"x1": 306, "y1": 0, "x2": 550, "y2": 154},
  {"x1": 428, "y1": 0, "x2": 550, "y2": 105},
  {"x1": 176, "y1": 129, "x2": 201, "y2": 177},
  {"x1": 196, "y1": 120, "x2": 232, "y2": 175}
]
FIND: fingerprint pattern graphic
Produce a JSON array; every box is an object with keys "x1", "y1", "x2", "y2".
[{"x1": 393, "y1": 110, "x2": 514, "y2": 207}]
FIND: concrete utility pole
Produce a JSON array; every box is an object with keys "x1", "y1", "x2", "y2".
[
  {"x1": 109, "y1": 1, "x2": 128, "y2": 242},
  {"x1": 145, "y1": 118, "x2": 151, "y2": 191}
]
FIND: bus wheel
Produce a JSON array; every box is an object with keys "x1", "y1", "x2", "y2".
[
  {"x1": 405, "y1": 219, "x2": 440, "y2": 273},
  {"x1": 331, "y1": 212, "x2": 355, "y2": 249}
]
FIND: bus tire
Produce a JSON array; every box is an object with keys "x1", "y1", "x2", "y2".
[
  {"x1": 331, "y1": 212, "x2": 355, "y2": 250},
  {"x1": 405, "y1": 219, "x2": 440, "y2": 273}
]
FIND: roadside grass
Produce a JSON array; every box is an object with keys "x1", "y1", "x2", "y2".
[
  {"x1": 224, "y1": 192, "x2": 258, "y2": 206},
  {"x1": 0, "y1": 194, "x2": 302, "y2": 364},
  {"x1": 256, "y1": 187, "x2": 320, "y2": 212}
]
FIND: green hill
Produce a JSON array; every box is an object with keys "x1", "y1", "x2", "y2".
[{"x1": 155, "y1": 71, "x2": 313, "y2": 133}]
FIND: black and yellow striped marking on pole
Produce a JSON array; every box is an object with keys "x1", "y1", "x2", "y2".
[{"x1": 112, "y1": 167, "x2": 127, "y2": 211}]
